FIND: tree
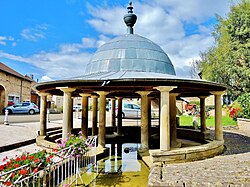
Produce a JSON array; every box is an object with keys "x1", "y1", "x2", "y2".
[{"x1": 196, "y1": 0, "x2": 250, "y2": 99}]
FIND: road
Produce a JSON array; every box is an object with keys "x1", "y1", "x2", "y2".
[{"x1": 0, "y1": 113, "x2": 63, "y2": 124}]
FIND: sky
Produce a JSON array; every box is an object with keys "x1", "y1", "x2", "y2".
[{"x1": 0, "y1": 0, "x2": 239, "y2": 82}]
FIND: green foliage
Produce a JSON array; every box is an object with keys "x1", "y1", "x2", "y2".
[
  {"x1": 196, "y1": 0, "x2": 250, "y2": 98},
  {"x1": 236, "y1": 93, "x2": 250, "y2": 118}
]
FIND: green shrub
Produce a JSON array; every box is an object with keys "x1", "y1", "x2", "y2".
[{"x1": 237, "y1": 93, "x2": 250, "y2": 119}]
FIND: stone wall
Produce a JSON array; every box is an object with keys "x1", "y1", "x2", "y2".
[{"x1": 0, "y1": 71, "x2": 32, "y2": 113}]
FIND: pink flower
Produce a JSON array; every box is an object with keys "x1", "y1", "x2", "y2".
[{"x1": 78, "y1": 131, "x2": 82, "y2": 134}]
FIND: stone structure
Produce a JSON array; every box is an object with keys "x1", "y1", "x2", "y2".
[
  {"x1": 34, "y1": 3, "x2": 226, "y2": 164},
  {"x1": 0, "y1": 62, "x2": 36, "y2": 113}
]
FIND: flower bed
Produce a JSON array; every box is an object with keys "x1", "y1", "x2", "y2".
[{"x1": 0, "y1": 131, "x2": 93, "y2": 186}]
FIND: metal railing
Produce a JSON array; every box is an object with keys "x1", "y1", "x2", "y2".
[{"x1": 0, "y1": 136, "x2": 97, "y2": 187}]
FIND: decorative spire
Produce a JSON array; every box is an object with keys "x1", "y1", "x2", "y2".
[{"x1": 123, "y1": 1, "x2": 137, "y2": 34}]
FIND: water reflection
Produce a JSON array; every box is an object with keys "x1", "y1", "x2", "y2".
[{"x1": 82, "y1": 143, "x2": 149, "y2": 187}]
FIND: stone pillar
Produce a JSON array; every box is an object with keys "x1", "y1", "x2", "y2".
[
  {"x1": 199, "y1": 96, "x2": 207, "y2": 133},
  {"x1": 39, "y1": 92, "x2": 49, "y2": 136},
  {"x1": 71, "y1": 97, "x2": 73, "y2": 131},
  {"x1": 59, "y1": 87, "x2": 76, "y2": 140},
  {"x1": 96, "y1": 91, "x2": 108, "y2": 147},
  {"x1": 111, "y1": 98, "x2": 116, "y2": 127},
  {"x1": 211, "y1": 91, "x2": 224, "y2": 141},
  {"x1": 117, "y1": 97, "x2": 123, "y2": 135},
  {"x1": 80, "y1": 94, "x2": 91, "y2": 139},
  {"x1": 148, "y1": 97, "x2": 152, "y2": 139},
  {"x1": 170, "y1": 93, "x2": 181, "y2": 148},
  {"x1": 155, "y1": 86, "x2": 176, "y2": 150},
  {"x1": 137, "y1": 91, "x2": 150, "y2": 151},
  {"x1": 92, "y1": 95, "x2": 98, "y2": 136}
]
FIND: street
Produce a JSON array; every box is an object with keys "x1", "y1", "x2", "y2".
[{"x1": 0, "y1": 113, "x2": 63, "y2": 124}]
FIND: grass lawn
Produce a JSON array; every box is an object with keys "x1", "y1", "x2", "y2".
[{"x1": 179, "y1": 115, "x2": 237, "y2": 127}]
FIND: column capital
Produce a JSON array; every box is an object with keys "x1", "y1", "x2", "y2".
[
  {"x1": 170, "y1": 93, "x2": 180, "y2": 97},
  {"x1": 210, "y1": 91, "x2": 225, "y2": 96},
  {"x1": 199, "y1": 96, "x2": 208, "y2": 99},
  {"x1": 116, "y1": 96, "x2": 123, "y2": 99},
  {"x1": 96, "y1": 91, "x2": 108, "y2": 96},
  {"x1": 154, "y1": 86, "x2": 177, "y2": 92},
  {"x1": 38, "y1": 92, "x2": 50, "y2": 97},
  {"x1": 136, "y1": 91, "x2": 151, "y2": 96},
  {"x1": 79, "y1": 93, "x2": 91, "y2": 97},
  {"x1": 57, "y1": 87, "x2": 76, "y2": 93}
]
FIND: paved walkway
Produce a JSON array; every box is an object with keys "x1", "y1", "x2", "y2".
[{"x1": 149, "y1": 124, "x2": 250, "y2": 186}]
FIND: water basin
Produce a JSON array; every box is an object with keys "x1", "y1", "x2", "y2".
[{"x1": 79, "y1": 143, "x2": 149, "y2": 186}]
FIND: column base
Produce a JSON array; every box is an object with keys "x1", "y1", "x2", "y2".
[{"x1": 171, "y1": 139, "x2": 182, "y2": 148}]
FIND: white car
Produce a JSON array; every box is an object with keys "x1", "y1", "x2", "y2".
[
  {"x1": 3, "y1": 102, "x2": 39, "y2": 115},
  {"x1": 115, "y1": 103, "x2": 142, "y2": 118}
]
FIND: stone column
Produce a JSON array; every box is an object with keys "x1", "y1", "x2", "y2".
[
  {"x1": 155, "y1": 86, "x2": 176, "y2": 150},
  {"x1": 80, "y1": 94, "x2": 91, "y2": 139},
  {"x1": 170, "y1": 93, "x2": 181, "y2": 148},
  {"x1": 39, "y1": 92, "x2": 49, "y2": 136},
  {"x1": 96, "y1": 91, "x2": 108, "y2": 147},
  {"x1": 137, "y1": 91, "x2": 150, "y2": 151},
  {"x1": 199, "y1": 96, "x2": 207, "y2": 133},
  {"x1": 111, "y1": 98, "x2": 116, "y2": 127},
  {"x1": 211, "y1": 91, "x2": 224, "y2": 141},
  {"x1": 59, "y1": 87, "x2": 76, "y2": 140},
  {"x1": 71, "y1": 97, "x2": 73, "y2": 131},
  {"x1": 117, "y1": 97, "x2": 123, "y2": 135},
  {"x1": 148, "y1": 97, "x2": 152, "y2": 139},
  {"x1": 91, "y1": 95, "x2": 98, "y2": 136}
]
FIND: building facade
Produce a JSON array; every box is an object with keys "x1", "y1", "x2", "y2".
[{"x1": 0, "y1": 62, "x2": 36, "y2": 113}]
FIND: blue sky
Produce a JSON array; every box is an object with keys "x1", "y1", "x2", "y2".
[{"x1": 0, "y1": 0, "x2": 238, "y2": 82}]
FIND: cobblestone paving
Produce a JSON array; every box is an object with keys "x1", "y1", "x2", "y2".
[{"x1": 149, "y1": 125, "x2": 250, "y2": 187}]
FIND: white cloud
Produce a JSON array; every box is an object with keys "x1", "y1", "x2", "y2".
[
  {"x1": 21, "y1": 24, "x2": 48, "y2": 42},
  {"x1": 1, "y1": 0, "x2": 237, "y2": 80},
  {"x1": 86, "y1": 0, "x2": 234, "y2": 75},
  {"x1": 0, "y1": 36, "x2": 15, "y2": 46},
  {"x1": 40, "y1": 75, "x2": 54, "y2": 82},
  {"x1": 0, "y1": 36, "x2": 6, "y2": 46}
]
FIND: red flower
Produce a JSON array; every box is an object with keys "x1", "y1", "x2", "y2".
[
  {"x1": 21, "y1": 155, "x2": 27, "y2": 161},
  {"x1": 34, "y1": 158, "x2": 39, "y2": 163},
  {"x1": 14, "y1": 164, "x2": 20, "y2": 168},
  {"x1": 0, "y1": 165, "x2": 4, "y2": 171},
  {"x1": 20, "y1": 169, "x2": 28, "y2": 175},
  {"x1": 29, "y1": 155, "x2": 35, "y2": 160},
  {"x1": 50, "y1": 155, "x2": 53, "y2": 159},
  {"x1": 33, "y1": 168, "x2": 38, "y2": 173},
  {"x1": 11, "y1": 173, "x2": 15, "y2": 178},
  {"x1": 52, "y1": 148, "x2": 58, "y2": 152},
  {"x1": 46, "y1": 158, "x2": 50, "y2": 163},
  {"x1": 15, "y1": 157, "x2": 21, "y2": 162},
  {"x1": 4, "y1": 181, "x2": 11, "y2": 186}
]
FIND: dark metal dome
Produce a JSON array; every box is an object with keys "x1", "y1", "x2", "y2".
[{"x1": 84, "y1": 34, "x2": 176, "y2": 76}]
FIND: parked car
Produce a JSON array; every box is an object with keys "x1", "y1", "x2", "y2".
[
  {"x1": 115, "y1": 103, "x2": 155, "y2": 118},
  {"x1": 3, "y1": 102, "x2": 39, "y2": 115},
  {"x1": 73, "y1": 105, "x2": 82, "y2": 111}
]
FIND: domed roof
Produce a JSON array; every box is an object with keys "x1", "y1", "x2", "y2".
[{"x1": 84, "y1": 34, "x2": 176, "y2": 76}]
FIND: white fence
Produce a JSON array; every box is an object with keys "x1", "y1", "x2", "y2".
[{"x1": 0, "y1": 136, "x2": 97, "y2": 187}]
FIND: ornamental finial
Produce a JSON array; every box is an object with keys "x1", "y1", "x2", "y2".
[{"x1": 123, "y1": 1, "x2": 137, "y2": 34}]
